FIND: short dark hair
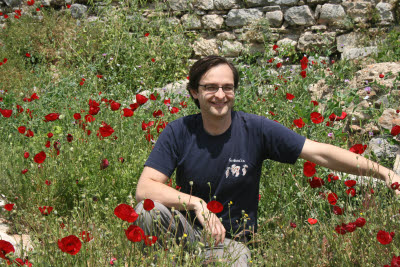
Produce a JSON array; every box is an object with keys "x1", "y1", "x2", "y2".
[{"x1": 187, "y1": 56, "x2": 239, "y2": 109}]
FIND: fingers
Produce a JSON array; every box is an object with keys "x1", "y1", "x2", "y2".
[{"x1": 207, "y1": 214, "x2": 226, "y2": 246}]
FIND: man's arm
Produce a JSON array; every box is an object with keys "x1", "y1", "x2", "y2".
[
  {"x1": 299, "y1": 139, "x2": 400, "y2": 194},
  {"x1": 135, "y1": 166, "x2": 226, "y2": 245}
]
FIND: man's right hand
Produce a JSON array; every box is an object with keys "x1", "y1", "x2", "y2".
[{"x1": 193, "y1": 200, "x2": 226, "y2": 246}]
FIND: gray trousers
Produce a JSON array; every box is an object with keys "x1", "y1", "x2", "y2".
[{"x1": 135, "y1": 201, "x2": 251, "y2": 266}]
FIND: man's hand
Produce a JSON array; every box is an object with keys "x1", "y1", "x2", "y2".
[{"x1": 194, "y1": 200, "x2": 226, "y2": 246}]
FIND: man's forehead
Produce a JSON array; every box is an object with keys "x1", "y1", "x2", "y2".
[{"x1": 200, "y1": 64, "x2": 234, "y2": 81}]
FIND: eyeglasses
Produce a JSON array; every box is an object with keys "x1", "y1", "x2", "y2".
[{"x1": 198, "y1": 84, "x2": 235, "y2": 94}]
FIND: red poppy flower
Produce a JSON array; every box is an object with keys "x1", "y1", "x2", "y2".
[
  {"x1": 303, "y1": 161, "x2": 316, "y2": 177},
  {"x1": 96, "y1": 74, "x2": 103, "y2": 79},
  {"x1": 333, "y1": 206, "x2": 343, "y2": 215},
  {"x1": 150, "y1": 93, "x2": 157, "y2": 100},
  {"x1": 389, "y1": 255, "x2": 400, "y2": 266},
  {"x1": 164, "y1": 99, "x2": 171, "y2": 106},
  {"x1": 110, "y1": 102, "x2": 121, "y2": 111},
  {"x1": 276, "y1": 62, "x2": 282, "y2": 68},
  {"x1": 85, "y1": 114, "x2": 95, "y2": 122},
  {"x1": 89, "y1": 106, "x2": 100, "y2": 115},
  {"x1": 379, "y1": 74, "x2": 385, "y2": 78},
  {"x1": 58, "y1": 235, "x2": 82, "y2": 255},
  {"x1": 21, "y1": 169, "x2": 28, "y2": 174},
  {"x1": 354, "y1": 217, "x2": 366, "y2": 227},
  {"x1": 67, "y1": 4, "x2": 71, "y2": 8},
  {"x1": 66, "y1": 134, "x2": 73, "y2": 142},
  {"x1": 114, "y1": 204, "x2": 138, "y2": 222},
  {"x1": 122, "y1": 108, "x2": 134, "y2": 117},
  {"x1": 100, "y1": 159, "x2": 109, "y2": 170},
  {"x1": 25, "y1": 53, "x2": 31, "y2": 58},
  {"x1": 300, "y1": 70, "x2": 307, "y2": 78},
  {"x1": 99, "y1": 123, "x2": 114, "y2": 137},
  {"x1": 151, "y1": 58, "x2": 155, "y2": 62},
  {"x1": 286, "y1": 93, "x2": 295, "y2": 100},
  {"x1": 346, "y1": 188, "x2": 356, "y2": 197},
  {"x1": 335, "y1": 224, "x2": 347, "y2": 235},
  {"x1": 145, "y1": 133, "x2": 153, "y2": 142},
  {"x1": 143, "y1": 199, "x2": 155, "y2": 211},
  {"x1": 308, "y1": 177, "x2": 324, "y2": 188},
  {"x1": 377, "y1": 230, "x2": 393, "y2": 245},
  {"x1": 23, "y1": 152, "x2": 29, "y2": 159},
  {"x1": 38, "y1": 206, "x2": 53, "y2": 215},
  {"x1": 125, "y1": 225, "x2": 145, "y2": 242},
  {"x1": 30, "y1": 93, "x2": 39, "y2": 100},
  {"x1": 119, "y1": 157, "x2": 124, "y2": 163},
  {"x1": 0, "y1": 109, "x2": 12, "y2": 118},
  {"x1": 44, "y1": 113, "x2": 59, "y2": 121},
  {"x1": 153, "y1": 110, "x2": 164, "y2": 117},
  {"x1": 18, "y1": 126, "x2": 26, "y2": 134},
  {"x1": 73, "y1": 113, "x2": 81, "y2": 120},
  {"x1": 307, "y1": 218, "x2": 318, "y2": 225},
  {"x1": 144, "y1": 235, "x2": 157, "y2": 246},
  {"x1": 130, "y1": 103, "x2": 139, "y2": 111},
  {"x1": 144, "y1": 32, "x2": 150, "y2": 37},
  {"x1": 272, "y1": 44, "x2": 278, "y2": 51},
  {"x1": 311, "y1": 100, "x2": 318, "y2": 106},
  {"x1": 391, "y1": 182, "x2": 400, "y2": 190},
  {"x1": 45, "y1": 180, "x2": 51, "y2": 185},
  {"x1": 25, "y1": 129, "x2": 34, "y2": 137},
  {"x1": 268, "y1": 58, "x2": 275, "y2": 63},
  {"x1": 157, "y1": 121, "x2": 167, "y2": 134},
  {"x1": 293, "y1": 118, "x2": 305, "y2": 128},
  {"x1": 0, "y1": 240, "x2": 15, "y2": 260},
  {"x1": 47, "y1": 132, "x2": 53, "y2": 138},
  {"x1": 4, "y1": 204, "x2": 14, "y2": 211},
  {"x1": 142, "y1": 121, "x2": 154, "y2": 131},
  {"x1": 207, "y1": 200, "x2": 223, "y2": 213},
  {"x1": 327, "y1": 192, "x2": 338, "y2": 205},
  {"x1": 345, "y1": 222, "x2": 357, "y2": 233},
  {"x1": 344, "y1": 180, "x2": 356, "y2": 187},
  {"x1": 136, "y1": 94, "x2": 148, "y2": 105},
  {"x1": 79, "y1": 231, "x2": 93, "y2": 243},
  {"x1": 170, "y1": 107, "x2": 180, "y2": 114},
  {"x1": 34, "y1": 151, "x2": 46, "y2": 164},
  {"x1": 310, "y1": 112, "x2": 324, "y2": 124},
  {"x1": 180, "y1": 101, "x2": 188, "y2": 108},
  {"x1": 290, "y1": 222, "x2": 297, "y2": 228},
  {"x1": 300, "y1": 56, "x2": 308, "y2": 70},
  {"x1": 2, "y1": 58, "x2": 7, "y2": 63},
  {"x1": 391, "y1": 125, "x2": 400, "y2": 136},
  {"x1": 349, "y1": 144, "x2": 367, "y2": 154}
]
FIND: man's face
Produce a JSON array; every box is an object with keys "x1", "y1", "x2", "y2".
[{"x1": 190, "y1": 64, "x2": 235, "y2": 119}]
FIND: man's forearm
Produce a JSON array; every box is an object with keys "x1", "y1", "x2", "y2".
[{"x1": 136, "y1": 179, "x2": 203, "y2": 211}]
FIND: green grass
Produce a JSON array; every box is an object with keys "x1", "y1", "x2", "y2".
[{"x1": 1, "y1": 1, "x2": 400, "y2": 266}]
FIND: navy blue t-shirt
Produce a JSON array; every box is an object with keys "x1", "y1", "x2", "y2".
[{"x1": 145, "y1": 111, "x2": 306, "y2": 238}]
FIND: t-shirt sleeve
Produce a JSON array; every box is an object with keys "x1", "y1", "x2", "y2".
[
  {"x1": 260, "y1": 117, "x2": 306, "y2": 164},
  {"x1": 144, "y1": 123, "x2": 179, "y2": 177}
]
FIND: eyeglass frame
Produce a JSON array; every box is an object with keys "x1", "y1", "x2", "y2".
[{"x1": 198, "y1": 84, "x2": 235, "y2": 94}]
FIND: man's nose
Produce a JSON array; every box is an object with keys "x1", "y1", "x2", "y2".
[{"x1": 214, "y1": 87, "x2": 226, "y2": 98}]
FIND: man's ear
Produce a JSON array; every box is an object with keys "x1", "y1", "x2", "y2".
[{"x1": 190, "y1": 89, "x2": 198, "y2": 99}]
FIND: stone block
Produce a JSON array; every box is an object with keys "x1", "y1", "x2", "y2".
[
  {"x1": 284, "y1": 6, "x2": 315, "y2": 26},
  {"x1": 226, "y1": 8, "x2": 263, "y2": 27},
  {"x1": 202, "y1": 14, "x2": 224, "y2": 30}
]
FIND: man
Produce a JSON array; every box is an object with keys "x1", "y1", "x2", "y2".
[{"x1": 135, "y1": 56, "x2": 400, "y2": 266}]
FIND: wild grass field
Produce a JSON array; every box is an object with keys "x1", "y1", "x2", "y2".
[{"x1": 1, "y1": 0, "x2": 400, "y2": 266}]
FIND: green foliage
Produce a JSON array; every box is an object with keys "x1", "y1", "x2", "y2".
[{"x1": 375, "y1": 27, "x2": 400, "y2": 62}]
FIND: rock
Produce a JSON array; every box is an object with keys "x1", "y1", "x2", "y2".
[
  {"x1": 221, "y1": 40, "x2": 243, "y2": 57},
  {"x1": 277, "y1": 37, "x2": 298, "y2": 47},
  {"x1": 214, "y1": 0, "x2": 239, "y2": 10},
  {"x1": 265, "y1": 11, "x2": 283, "y2": 27},
  {"x1": 378, "y1": 109, "x2": 400, "y2": 130},
  {"x1": 277, "y1": 0, "x2": 298, "y2": 5},
  {"x1": 216, "y1": 31, "x2": 236, "y2": 41},
  {"x1": 166, "y1": 17, "x2": 180, "y2": 26},
  {"x1": 154, "y1": 80, "x2": 188, "y2": 97},
  {"x1": 193, "y1": 0, "x2": 214, "y2": 10},
  {"x1": 336, "y1": 32, "x2": 365, "y2": 53},
  {"x1": 284, "y1": 6, "x2": 315, "y2": 26},
  {"x1": 86, "y1": 16, "x2": 99, "y2": 23},
  {"x1": 41, "y1": 0, "x2": 50, "y2": 7},
  {"x1": 226, "y1": 8, "x2": 263, "y2": 27},
  {"x1": 261, "y1": 6, "x2": 281, "y2": 12},
  {"x1": 245, "y1": 0, "x2": 271, "y2": 7},
  {"x1": 369, "y1": 138, "x2": 399, "y2": 159},
  {"x1": 308, "y1": 79, "x2": 332, "y2": 100},
  {"x1": 297, "y1": 31, "x2": 336, "y2": 52},
  {"x1": 342, "y1": 46, "x2": 378, "y2": 60},
  {"x1": 3, "y1": 0, "x2": 22, "y2": 7},
  {"x1": 168, "y1": 0, "x2": 190, "y2": 11},
  {"x1": 202, "y1": 14, "x2": 224, "y2": 30},
  {"x1": 244, "y1": 43, "x2": 265, "y2": 54},
  {"x1": 342, "y1": 1, "x2": 373, "y2": 24},
  {"x1": 376, "y1": 2, "x2": 394, "y2": 23},
  {"x1": 50, "y1": 0, "x2": 65, "y2": 7},
  {"x1": 318, "y1": 4, "x2": 346, "y2": 24},
  {"x1": 351, "y1": 62, "x2": 400, "y2": 92},
  {"x1": 311, "y1": 25, "x2": 327, "y2": 31},
  {"x1": 193, "y1": 38, "x2": 219, "y2": 56},
  {"x1": 70, "y1": 4, "x2": 87, "y2": 19},
  {"x1": 239, "y1": 29, "x2": 265, "y2": 43},
  {"x1": 181, "y1": 14, "x2": 202, "y2": 30}
]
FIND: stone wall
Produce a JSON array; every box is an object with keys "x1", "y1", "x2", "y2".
[{"x1": 0, "y1": 0, "x2": 399, "y2": 60}]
